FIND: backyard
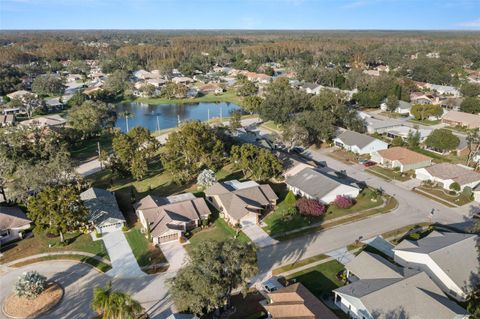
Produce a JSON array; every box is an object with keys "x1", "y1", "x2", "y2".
[
  {"x1": 262, "y1": 187, "x2": 387, "y2": 238},
  {"x1": 70, "y1": 133, "x2": 114, "y2": 162}
]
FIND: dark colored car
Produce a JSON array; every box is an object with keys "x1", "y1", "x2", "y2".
[{"x1": 363, "y1": 161, "x2": 376, "y2": 167}]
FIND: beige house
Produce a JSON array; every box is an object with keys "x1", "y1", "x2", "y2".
[
  {"x1": 415, "y1": 163, "x2": 480, "y2": 191},
  {"x1": 205, "y1": 180, "x2": 277, "y2": 226},
  {"x1": 442, "y1": 111, "x2": 480, "y2": 129},
  {"x1": 370, "y1": 147, "x2": 432, "y2": 172},
  {"x1": 135, "y1": 193, "x2": 210, "y2": 244},
  {"x1": 0, "y1": 206, "x2": 31, "y2": 246}
]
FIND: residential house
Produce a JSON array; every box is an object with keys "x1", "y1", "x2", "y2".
[
  {"x1": 442, "y1": 111, "x2": 480, "y2": 129},
  {"x1": 380, "y1": 100, "x2": 412, "y2": 115},
  {"x1": 45, "y1": 97, "x2": 64, "y2": 110},
  {"x1": 263, "y1": 283, "x2": 338, "y2": 319},
  {"x1": 285, "y1": 163, "x2": 361, "y2": 204},
  {"x1": 166, "y1": 314, "x2": 199, "y2": 319},
  {"x1": 370, "y1": 147, "x2": 432, "y2": 172},
  {"x1": 198, "y1": 83, "x2": 224, "y2": 95},
  {"x1": 393, "y1": 231, "x2": 479, "y2": 301},
  {"x1": 360, "y1": 114, "x2": 404, "y2": 134},
  {"x1": 415, "y1": 163, "x2": 480, "y2": 191},
  {"x1": 205, "y1": 180, "x2": 277, "y2": 226},
  {"x1": 0, "y1": 206, "x2": 31, "y2": 246},
  {"x1": 80, "y1": 188, "x2": 126, "y2": 233},
  {"x1": 410, "y1": 92, "x2": 442, "y2": 105},
  {"x1": 6, "y1": 90, "x2": 35, "y2": 100},
  {"x1": 334, "y1": 252, "x2": 469, "y2": 319},
  {"x1": 135, "y1": 193, "x2": 210, "y2": 244},
  {"x1": 301, "y1": 82, "x2": 321, "y2": 94},
  {"x1": 466, "y1": 70, "x2": 480, "y2": 84},
  {"x1": 429, "y1": 84, "x2": 461, "y2": 97},
  {"x1": 333, "y1": 130, "x2": 388, "y2": 155},
  {"x1": 19, "y1": 114, "x2": 66, "y2": 128},
  {"x1": 385, "y1": 126, "x2": 432, "y2": 143},
  {"x1": 0, "y1": 114, "x2": 16, "y2": 127}
]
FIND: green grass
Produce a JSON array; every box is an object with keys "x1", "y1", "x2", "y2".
[
  {"x1": 124, "y1": 227, "x2": 167, "y2": 267},
  {"x1": 0, "y1": 231, "x2": 109, "y2": 264},
  {"x1": 261, "y1": 120, "x2": 283, "y2": 132},
  {"x1": 408, "y1": 119, "x2": 441, "y2": 126},
  {"x1": 10, "y1": 255, "x2": 112, "y2": 272},
  {"x1": 70, "y1": 134, "x2": 113, "y2": 162},
  {"x1": 263, "y1": 188, "x2": 385, "y2": 238},
  {"x1": 272, "y1": 254, "x2": 329, "y2": 275},
  {"x1": 366, "y1": 166, "x2": 412, "y2": 182},
  {"x1": 286, "y1": 260, "x2": 345, "y2": 299},
  {"x1": 131, "y1": 91, "x2": 244, "y2": 106},
  {"x1": 415, "y1": 185, "x2": 472, "y2": 206}
]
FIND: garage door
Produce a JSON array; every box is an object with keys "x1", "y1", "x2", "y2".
[
  {"x1": 100, "y1": 223, "x2": 123, "y2": 233},
  {"x1": 159, "y1": 233, "x2": 179, "y2": 243}
]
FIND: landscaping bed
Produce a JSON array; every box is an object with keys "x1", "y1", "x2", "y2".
[
  {"x1": 3, "y1": 282, "x2": 63, "y2": 319},
  {"x1": 0, "y1": 231, "x2": 109, "y2": 264},
  {"x1": 415, "y1": 185, "x2": 472, "y2": 206}
]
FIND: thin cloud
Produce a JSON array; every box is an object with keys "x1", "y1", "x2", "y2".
[{"x1": 456, "y1": 18, "x2": 480, "y2": 27}]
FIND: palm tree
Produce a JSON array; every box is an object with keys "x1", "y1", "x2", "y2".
[
  {"x1": 120, "y1": 111, "x2": 134, "y2": 133},
  {"x1": 91, "y1": 282, "x2": 143, "y2": 319}
]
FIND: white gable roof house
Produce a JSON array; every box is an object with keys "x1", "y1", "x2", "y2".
[
  {"x1": 333, "y1": 250, "x2": 470, "y2": 319},
  {"x1": 415, "y1": 163, "x2": 480, "y2": 191},
  {"x1": 80, "y1": 188, "x2": 126, "y2": 233},
  {"x1": 284, "y1": 163, "x2": 360, "y2": 204},
  {"x1": 393, "y1": 231, "x2": 479, "y2": 302},
  {"x1": 333, "y1": 130, "x2": 388, "y2": 155}
]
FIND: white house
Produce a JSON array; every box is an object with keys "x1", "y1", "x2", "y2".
[
  {"x1": 80, "y1": 188, "x2": 126, "y2": 233},
  {"x1": 0, "y1": 206, "x2": 31, "y2": 246},
  {"x1": 284, "y1": 163, "x2": 360, "y2": 204},
  {"x1": 380, "y1": 100, "x2": 412, "y2": 115},
  {"x1": 370, "y1": 147, "x2": 432, "y2": 172},
  {"x1": 393, "y1": 231, "x2": 478, "y2": 302},
  {"x1": 415, "y1": 163, "x2": 480, "y2": 191},
  {"x1": 333, "y1": 130, "x2": 388, "y2": 155}
]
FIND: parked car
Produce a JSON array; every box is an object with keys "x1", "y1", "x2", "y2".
[
  {"x1": 363, "y1": 161, "x2": 376, "y2": 167},
  {"x1": 289, "y1": 146, "x2": 304, "y2": 154}
]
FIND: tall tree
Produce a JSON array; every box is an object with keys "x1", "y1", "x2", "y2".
[
  {"x1": 32, "y1": 74, "x2": 64, "y2": 96},
  {"x1": 424, "y1": 129, "x2": 460, "y2": 153},
  {"x1": 386, "y1": 94, "x2": 399, "y2": 112},
  {"x1": 27, "y1": 185, "x2": 87, "y2": 242},
  {"x1": 169, "y1": 240, "x2": 257, "y2": 316},
  {"x1": 230, "y1": 144, "x2": 282, "y2": 181},
  {"x1": 68, "y1": 101, "x2": 116, "y2": 139},
  {"x1": 91, "y1": 282, "x2": 143, "y2": 319},
  {"x1": 460, "y1": 97, "x2": 480, "y2": 114}
]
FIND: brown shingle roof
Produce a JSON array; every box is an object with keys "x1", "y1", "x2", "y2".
[
  {"x1": 265, "y1": 283, "x2": 337, "y2": 319},
  {"x1": 377, "y1": 147, "x2": 431, "y2": 165},
  {"x1": 442, "y1": 111, "x2": 480, "y2": 129},
  {"x1": 0, "y1": 206, "x2": 31, "y2": 230},
  {"x1": 425, "y1": 163, "x2": 480, "y2": 186}
]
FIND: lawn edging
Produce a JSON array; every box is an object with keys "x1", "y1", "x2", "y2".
[{"x1": 7, "y1": 254, "x2": 112, "y2": 273}]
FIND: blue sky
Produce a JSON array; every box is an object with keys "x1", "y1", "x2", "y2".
[{"x1": 1, "y1": 0, "x2": 480, "y2": 30}]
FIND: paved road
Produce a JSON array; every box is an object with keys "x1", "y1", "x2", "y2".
[
  {"x1": 0, "y1": 261, "x2": 176, "y2": 319},
  {"x1": 256, "y1": 146, "x2": 476, "y2": 275}
]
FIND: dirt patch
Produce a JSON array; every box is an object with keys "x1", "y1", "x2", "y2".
[{"x1": 3, "y1": 282, "x2": 63, "y2": 319}]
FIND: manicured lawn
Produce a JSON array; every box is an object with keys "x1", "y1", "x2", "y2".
[
  {"x1": 11, "y1": 255, "x2": 112, "y2": 272},
  {"x1": 263, "y1": 188, "x2": 385, "y2": 237},
  {"x1": 272, "y1": 254, "x2": 329, "y2": 275},
  {"x1": 415, "y1": 185, "x2": 472, "y2": 206},
  {"x1": 408, "y1": 119, "x2": 441, "y2": 126},
  {"x1": 131, "y1": 90, "x2": 244, "y2": 106},
  {"x1": 366, "y1": 166, "x2": 412, "y2": 181},
  {"x1": 185, "y1": 218, "x2": 250, "y2": 255},
  {"x1": 70, "y1": 134, "x2": 113, "y2": 162},
  {"x1": 124, "y1": 227, "x2": 166, "y2": 267},
  {"x1": 286, "y1": 260, "x2": 345, "y2": 299},
  {"x1": 261, "y1": 120, "x2": 283, "y2": 133},
  {"x1": 0, "y1": 231, "x2": 109, "y2": 264},
  {"x1": 327, "y1": 150, "x2": 368, "y2": 165}
]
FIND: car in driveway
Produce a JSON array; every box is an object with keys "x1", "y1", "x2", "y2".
[
  {"x1": 262, "y1": 276, "x2": 283, "y2": 293},
  {"x1": 363, "y1": 161, "x2": 376, "y2": 167}
]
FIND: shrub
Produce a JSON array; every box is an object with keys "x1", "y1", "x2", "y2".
[
  {"x1": 15, "y1": 271, "x2": 47, "y2": 299},
  {"x1": 197, "y1": 169, "x2": 216, "y2": 187},
  {"x1": 462, "y1": 186, "x2": 473, "y2": 199},
  {"x1": 296, "y1": 198, "x2": 326, "y2": 216},
  {"x1": 449, "y1": 182, "x2": 461, "y2": 192},
  {"x1": 95, "y1": 230, "x2": 102, "y2": 239},
  {"x1": 122, "y1": 225, "x2": 128, "y2": 232},
  {"x1": 333, "y1": 195, "x2": 355, "y2": 209},
  {"x1": 284, "y1": 191, "x2": 297, "y2": 207}
]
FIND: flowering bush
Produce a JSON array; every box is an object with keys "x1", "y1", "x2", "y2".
[
  {"x1": 334, "y1": 195, "x2": 355, "y2": 209},
  {"x1": 15, "y1": 271, "x2": 47, "y2": 299},
  {"x1": 296, "y1": 198, "x2": 326, "y2": 216}
]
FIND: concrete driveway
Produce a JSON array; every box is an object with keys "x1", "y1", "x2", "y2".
[
  {"x1": 325, "y1": 247, "x2": 355, "y2": 265},
  {"x1": 160, "y1": 241, "x2": 188, "y2": 272},
  {"x1": 241, "y1": 221, "x2": 278, "y2": 248},
  {"x1": 75, "y1": 158, "x2": 104, "y2": 177},
  {"x1": 102, "y1": 230, "x2": 146, "y2": 278}
]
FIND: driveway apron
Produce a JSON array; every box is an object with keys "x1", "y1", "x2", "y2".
[{"x1": 102, "y1": 230, "x2": 146, "y2": 278}]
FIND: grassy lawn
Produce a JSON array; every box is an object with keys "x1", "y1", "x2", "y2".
[
  {"x1": 366, "y1": 166, "x2": 412, "y2": 181},
  {"x1": 0, "y1": 231, "x2": 109, "y2": 264},
  {"x1": 261, "y1": 120, "x2": 283, "y2": 133},
  {"x1": 408, "y1": 119, "x2": 441, "y2": 126},
  {"x1": 131, "y1": 90, "x2": 244, "y2": 106},
  {"x1": 415, "y1": 185, "x2": 472, "y2": 206},
  {"x1": 70, "y1": 134, "x2": 113, "y2": 162},
  {"x1": 124, "y1": 227, "x2": 167, "y2": 267},
  {"x1": 272, "y1": 254, "x2": 329, "y2": 275},
  {"x1": 11, "y1": 255, "x2": 112, "y2": 272},
  {"x1": 286, "y1": 260, "x2": 345, "y2": 299},
  {"x1": 263, "y1": 188, "x2": 385, "y2": 238},
  {"x1": 327, "y1": 150, "x2": 368, "y2": 165}
]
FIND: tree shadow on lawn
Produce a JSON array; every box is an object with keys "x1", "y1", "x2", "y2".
[{"x1": 289, "y1": 269, "x2": 342, "y2": 300}]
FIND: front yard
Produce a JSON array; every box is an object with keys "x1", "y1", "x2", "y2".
[
  {"x1": 124, "y1": 226, "x2": 167, "y2": 268},
  {"x1": 262, "y1": 187, "x2": 386, "y2": 238},
  {"x1": 366, "y1": 166, "x2": 412, "y2": 181},
  {"x1": 327, "y1": 149, "x2": 368, "y2": 165},
  {"x1": 0, "y1": 231, "x2": 109, "y2": 264},
  {"x1": 414, "y1": 184, "x2": 473, "y2": 207}
]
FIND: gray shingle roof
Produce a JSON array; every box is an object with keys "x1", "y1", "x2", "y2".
[
  {"x1": 335, "y1": 130, "x2": 379, "y2": 149},
  {"x1": 285, "y1": 167, "x2": 359, "y2": 201},
  {"x1": 424, "y1": 163, "x2": 480, "y2": 186},
  {"x1": 0, "y1": 206, "x2": 31, "y2": 230},
  {"x1": 80, "y1": 188, "x2": 125, "y2": 227},
  {"x1": 345, "y1": 251, "x2": 404, "y2": 280}
]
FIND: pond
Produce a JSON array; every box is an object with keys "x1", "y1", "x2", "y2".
[{"x1": 114, "y1": 101, "x2": 241, "y2": 133}]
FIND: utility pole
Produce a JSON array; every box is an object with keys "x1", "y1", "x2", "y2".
[
  {"x1": 220, "y1": 106, "x2": 223, "y2": 123},
  {"x1": 207, "y1": 108, "x2": 210, "y2": 122},
  {"x1": 125, "y1": 114, "x2": 129, "y2": 133},
  {"x1": 97, "y1": 141, "x2": 102, "y2": 169},
  {"x1": 177, "y1": 114, "x2": 181, "y2": 126},
  {"x1": 156, "y1": 115, "x2": 160, "y2": 132}
]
